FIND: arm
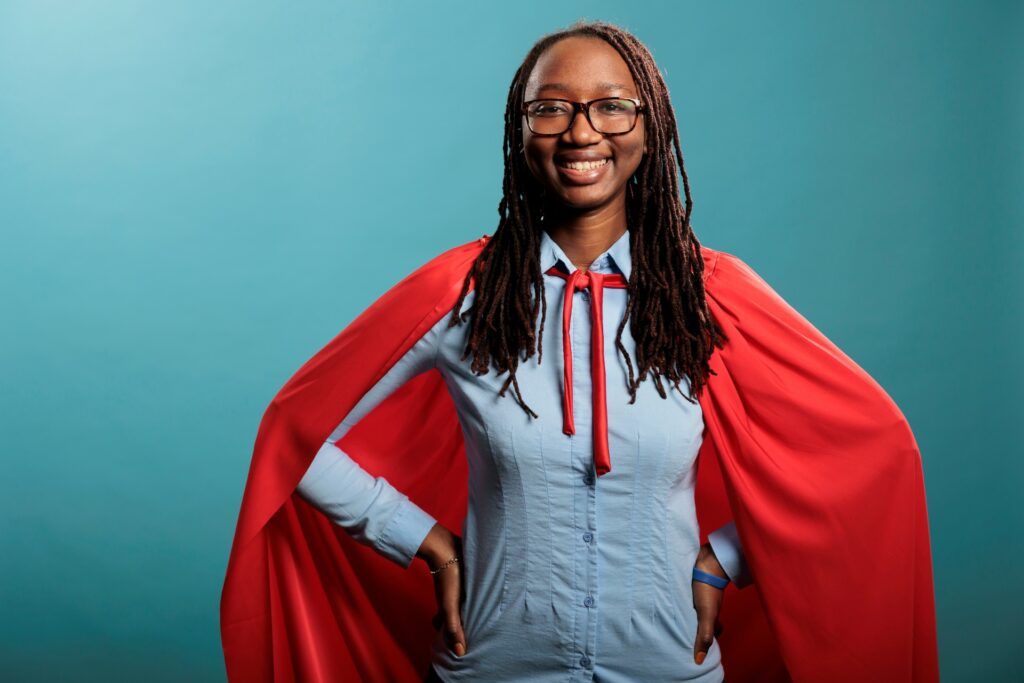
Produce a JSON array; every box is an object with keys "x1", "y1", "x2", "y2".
[
  {"x1": 295, "y1": 317, "x2": 444, "y2": 568},
  {"x1": 707, "y1": 520, "x2": 753, "y2": 588},
  {"x1": 692, "y1": 520, "x2": 751, "y2": 666}
]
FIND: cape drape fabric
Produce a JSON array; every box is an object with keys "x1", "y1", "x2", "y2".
[{"x1": 219, "y1": 235, "x2": 939, "y2": 682}]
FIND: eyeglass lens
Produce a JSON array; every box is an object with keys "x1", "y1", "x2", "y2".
[{"x1": 525, "y1": 99, "x2": 638, "y2": 135}]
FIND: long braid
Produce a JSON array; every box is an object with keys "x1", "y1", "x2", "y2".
[{"x1": 448, "y1": 19, "x2": 728, "y2": 417}]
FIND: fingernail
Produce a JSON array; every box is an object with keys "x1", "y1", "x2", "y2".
[
  {"x1": 454, "y1": 643, "x2": 466, "y2": 657},
  {"x1": 695, "y1": 651, "x2": 706, "y2": 665}
]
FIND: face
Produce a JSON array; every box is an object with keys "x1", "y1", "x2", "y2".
[{"x1": 521, "y1": 36, "x2": 647, "y2": 212}]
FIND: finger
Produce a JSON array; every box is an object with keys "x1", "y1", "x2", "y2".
[
  {"x1": 692, "y1": 616, "x2": 715, "y2": 665},
  {"x1": 444, "y1": 609, "x2": 467, "y2": 657},
  {"x1": 442, "y1": 573, "x2": 467, "y2": 656},
  {"x1": 691, "y1": 582, "x2": 721, "y2": 665}
]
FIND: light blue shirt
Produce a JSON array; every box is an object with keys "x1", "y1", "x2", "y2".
[{"x1": 296, "y1": 228, "x2": 751, "y2": 682}]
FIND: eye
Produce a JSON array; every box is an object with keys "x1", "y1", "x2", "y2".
[
  {"x1": 595, "y1": 99, "x2": 634, "y2": 115},
  {"x1": 530, "y1": 100, "x2": 571, "y2": 116}
]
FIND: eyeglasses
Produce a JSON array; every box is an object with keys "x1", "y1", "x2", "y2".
[{"x1": 521, "y1": 97, "x2": 646, "y2": 136}]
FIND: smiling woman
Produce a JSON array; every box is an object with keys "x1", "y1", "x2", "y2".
[
  {"x1": 521, "y1": 38, "x2": 649, "y2": 206},
  {"x1": 220, "y1": 18, "x2": 939, "y2": 683}
]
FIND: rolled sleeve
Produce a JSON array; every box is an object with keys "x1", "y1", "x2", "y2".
[
  {"x1": 707, "y1": 520, "x2": 753, "y2": 588},
  {"x1": 377, "y1": 496, "x2": 439, "y2": 568},
  {"x1": 296, "y1": 443, "x2": 437, "y2": 568}
]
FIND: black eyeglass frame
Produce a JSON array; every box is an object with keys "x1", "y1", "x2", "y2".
[{"x1": 520, "y1": 97, "x2": 647, "y2": 136}]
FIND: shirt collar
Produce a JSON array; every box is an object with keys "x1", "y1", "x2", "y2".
[{"x1": 539, "y1": 228, "x2": 632, "y2": 279}]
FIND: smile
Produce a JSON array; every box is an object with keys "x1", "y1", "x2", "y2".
[
  {"x1": 555, "y1": 158, "x2": 610, "y2": 171},
  {"x1": 554, "y1": 157, "x2": 612, "y2": 185}
]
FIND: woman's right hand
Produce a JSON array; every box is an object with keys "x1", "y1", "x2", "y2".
[{"x1": 416, "y1": 523, "x2": 467, "y2": 657}]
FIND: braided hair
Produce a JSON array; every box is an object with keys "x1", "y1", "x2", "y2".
[{"x1": 448, "y1": 19, "x2": 728, "y2": 419}]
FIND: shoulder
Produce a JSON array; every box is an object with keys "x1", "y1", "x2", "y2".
[
  {"x1": 345, "y1": 234, "x2": 487, "y2": 347},
  {"x1": 698, "y1": 244, "x2": 760, "y2": 289},
  {"x1": 336, "y1": 233, "x2": 488, "y2": 338},
  {"x1": 698, "y1": 244, "x2": 738, "y2": 285},
  {"x1": 377, "y1": 234, "x2": 488, "y2": 309},
  {"x1": 329, "y1": 234, "x2": 488, "y2": 372},
  {"x1": 402, "y1": 234, "x2": 489, "y2": 286}
]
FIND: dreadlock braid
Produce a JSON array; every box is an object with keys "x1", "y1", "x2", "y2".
[{"x1": 448, "y1": 19, "x2": 728, "y2": 418}]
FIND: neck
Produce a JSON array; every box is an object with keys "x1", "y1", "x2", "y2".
[{"x1": 543, "y1": 197, "x2": 628, "y2": 271}]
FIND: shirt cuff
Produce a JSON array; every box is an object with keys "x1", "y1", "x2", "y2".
[
  {"x1": 377, "y1": 497, "x2": 438, "y2": 568},
  {"x1": 707, "y1": 520, "x2": 753, "y2": 588}
]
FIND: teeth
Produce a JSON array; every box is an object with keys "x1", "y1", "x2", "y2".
[{"x1": 560, "y1": 158, "x2": 610, "y2": 171}]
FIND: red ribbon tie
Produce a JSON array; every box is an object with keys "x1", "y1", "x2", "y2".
[{"x1": 544, "y1": 265, "x2": 627, "y2": 477}]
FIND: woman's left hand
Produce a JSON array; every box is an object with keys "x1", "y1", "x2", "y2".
[{"x1": 691, "y1": 542, "x2": 727, "y2": 665}]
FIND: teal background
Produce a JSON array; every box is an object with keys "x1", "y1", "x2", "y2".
[{"x1": 1, "y1": 1, "x2": 1020, "y2": 681}]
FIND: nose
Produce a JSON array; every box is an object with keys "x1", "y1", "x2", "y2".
[{"x1": 562, "y1": 107, "x2": 602, "y2": 146}]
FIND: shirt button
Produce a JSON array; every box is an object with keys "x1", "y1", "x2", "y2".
[
  {"x1": 582, "y1": 532, "x2": 593, "y2": 543},
  {"x1": 582, "y1": 473, "x2": 595, "y2": 486},
  {"x1": 583, "y1": 595, "x2": 595, "y2": 608},
  {"x1": 580, "y1": 655, "x2": 591, "y2": 667}
]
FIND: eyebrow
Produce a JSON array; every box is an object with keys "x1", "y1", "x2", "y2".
[{"x1": 535, "y1": 81, "x2": 633, "y2": 94}]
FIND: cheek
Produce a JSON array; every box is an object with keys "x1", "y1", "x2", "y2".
[
  {"x1": 522, "y1": 137, "x2": 552, "y2": 181},
  {"x1": 615, "y1": 135, "x2": 646, "y2": 176}
]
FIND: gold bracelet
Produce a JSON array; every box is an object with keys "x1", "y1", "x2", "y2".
[{"x1": 429, "y1": 555, "x2": 459, "y2": 575}]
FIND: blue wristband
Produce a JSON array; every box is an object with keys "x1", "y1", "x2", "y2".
[{"x1": 692, "y1": 566, "x2": 730, "y2": 589}]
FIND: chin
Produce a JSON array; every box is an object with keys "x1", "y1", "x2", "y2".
[{"x1": 551, "y1": 185, "x2": 618, "y2": 210}]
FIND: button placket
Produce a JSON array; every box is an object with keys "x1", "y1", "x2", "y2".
[
  {"x1": 566, "y1": 292, "x2": 590, "y2": 674},
  {"x1": 559, "y1": 271, "x2": 610, "y2": 677},
  {"x1": 570, "y1": 295, "x2": 600, "y2": 677}
]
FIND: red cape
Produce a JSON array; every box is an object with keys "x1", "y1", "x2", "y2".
[{"x1": 220, "y1": 235, "x2": 939, "y2": 682}]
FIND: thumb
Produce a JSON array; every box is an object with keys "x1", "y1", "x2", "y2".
[
  {"x1": 442, "y1": 578, "x2": 467, "y2": 657},
  {"x1": 693, "y1": 608, "x2": 716, "y2": 665},
  {"x1": 444, "y1": 609, "x2": 467, "y2": 657}
]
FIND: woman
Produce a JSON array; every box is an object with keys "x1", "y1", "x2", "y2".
[{"x1": 220, "y1": 20, "x2": 939, "y2": 683}]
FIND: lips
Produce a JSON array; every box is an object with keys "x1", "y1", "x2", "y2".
[
  {"x1": 556, "y1": 158, "x2": 610, "y2": 171},
  {"x1": 554, "y1": 156, "x2": 612, "y2": 185}
]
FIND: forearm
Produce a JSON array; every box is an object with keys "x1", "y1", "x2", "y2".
[{"x1": 296, "y1": 442, "x2": 438, "y2": 568}]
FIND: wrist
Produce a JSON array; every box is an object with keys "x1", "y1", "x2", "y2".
[
  {"x1": 415, "y1": 523, "x2": 458, "y2": 568},
  {"x1": 694, "y1": 542, "x2": 728, "y2": 579}
]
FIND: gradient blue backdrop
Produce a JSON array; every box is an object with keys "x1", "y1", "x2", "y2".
[{"x1": 2, "y1": 1, "x2": 1020, "y2": 681}]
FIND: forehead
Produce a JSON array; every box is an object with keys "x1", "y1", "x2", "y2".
[{"x1": 525, "y1": 36, "x2": 638, "y2": 99}]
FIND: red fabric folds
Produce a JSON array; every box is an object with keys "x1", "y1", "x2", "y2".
[{"x1": 220, "y1": 236, "x2": 939, "y2": 682}]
